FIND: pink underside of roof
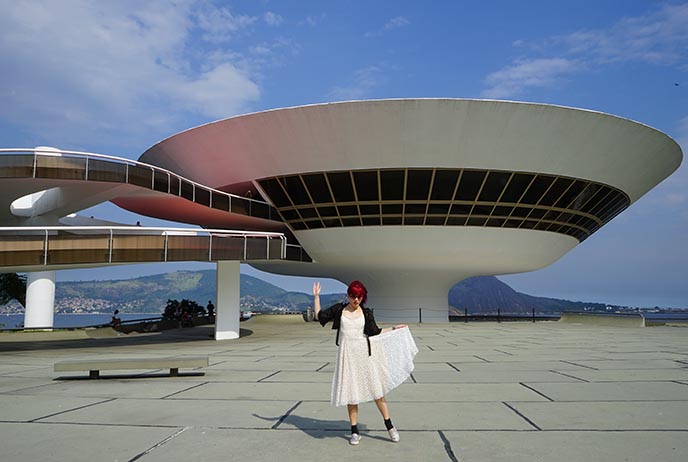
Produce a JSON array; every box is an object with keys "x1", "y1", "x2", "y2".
[{"x1": 111, "y1": 195, "x2": 285, "y2": 232}]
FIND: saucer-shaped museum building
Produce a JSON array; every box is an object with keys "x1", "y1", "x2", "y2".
[{"x1": 116, "y1": 99, "x2": 683, "y2": 322}]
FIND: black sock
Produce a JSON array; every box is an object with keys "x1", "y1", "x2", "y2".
[
  {"x1": 351, "y1": 424, "x2": 359, "y2": 435},
  {"x1": 384, "y1": 418, "x2": 394, "y2": 430}
]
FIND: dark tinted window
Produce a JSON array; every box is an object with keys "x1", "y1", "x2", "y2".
[
  {"x1": 539, "y1": 178, "x2": 573, "y2": 206},
  {"x1": 258, "y1": 178, "x2": 291, "y2": 208},
  {"x1": 431, "y1": 170, "x2": 460, "y2": 200},
  {"x1": 554, "y1": 180, "x2": 587, "y2": 208},
  {"x1": 500, "y1": 173, "x2": 534, "y2": 203},
  {"x1": 337, "y1": 205, "x2": 359, "y2": 216},
  {"x1": 521, "y1": 175, "x2": 555, "y2": 204},
  {"x1": 380, "y1": 170, "x2": 405, "y2": 200},
  {"x1": 302, "y1": 173, "x2": 332, "y2": 203},
  {"x1": 283, "y1": 175, "x2": 311, "y2": 205},
  {"x1": 478, "y1": 171, "x2": 510, "y2": 202},
  {"x1": 455, "y1": 170, "x2": 485, "y2": 201},
  {"x1": 353, "y1": 171, "x2": 379, "y2": 201},
  {"x1": 406, "y1": 170, "x2": 433, "y2": 200},
  {"x1": 382, "y1": 204, "x2": 403, "y2": 214},
  {"x1": 328, "y1": 172, "x2": 356, "y2": 202}
]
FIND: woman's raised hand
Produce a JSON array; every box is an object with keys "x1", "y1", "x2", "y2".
[{"x1": 313, "y1": 281, "x2": 321, "y2": 297}]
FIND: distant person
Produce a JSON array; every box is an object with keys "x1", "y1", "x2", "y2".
[
  {"x1": 111, "y1": 309, "x2": 122, "y2": 328},
  {"x1": 313, "y1": 280, "x2": 418, "y2": 445},
  {"x1": 207, "y1": 300, "x2": 215, "y2": 323},
  {"x1": 135, "y1": 221, "x2": 141, "y2": 226}
]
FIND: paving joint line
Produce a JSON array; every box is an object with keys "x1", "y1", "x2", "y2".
[
  {"x1": 446, "y1": 362, "x2": 461, "y2": 372},
  {"x1": 437, "y1": 430, "x2": 460, "y2": 462},
  {"x1": 550, "y1": 370, "x2": 589, "y2": 382},
  {"x1": 257, "y1": 371, "x2": 281, "y2": 382},
  {"x1": 502, "y1": 401, "x2": 542, "y2": 430},
  {"x1": 162, "y1": 381, "x2": 209, "y2": 399},
  {"x1": 560, "y1": 360, "x2": 598, "y2": 370},
  {"x1": 29, "y1": 398, "x2": 117, "y2": 422},
  {"x1": 129, "y1": 426, "x2": 190, "y2": 462},
  {"x1": 271, "y1": 400, "x2": 303, "y2": 429},
  {"x1": 315, "y1": 362, "x2": 329, "y2": 372},
  {"x1": 519, "y1": 382, "x2": 554, "y2": 401}
]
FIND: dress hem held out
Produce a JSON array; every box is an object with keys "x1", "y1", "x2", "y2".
[{"x1": 331, "y1": 315, "x2": 419, "y2": 407}]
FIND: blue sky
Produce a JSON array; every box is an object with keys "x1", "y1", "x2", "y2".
[{"x1": 0, "y1": 0, "x2": 686, "y2": 307}]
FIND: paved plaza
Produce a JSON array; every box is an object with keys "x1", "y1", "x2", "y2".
[{"x1": 1, "y1": 315, "x2": 687, "y2": 461}]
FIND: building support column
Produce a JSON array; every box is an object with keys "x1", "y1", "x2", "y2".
[
  {"x1": 24, "y1": 271, "x2": 56, "y2": 329},
  {"x1": 215, "y1": 261, "x2": 241, "y2": 340}
]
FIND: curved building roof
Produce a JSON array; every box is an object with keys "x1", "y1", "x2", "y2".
[{"x1": 115, "y1": 99, "x2": 682, "y2": 322}]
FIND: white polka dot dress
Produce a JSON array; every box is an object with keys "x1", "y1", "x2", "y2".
[{"x1": 331, "y1": 313, "x2": 418, "y2": 407}]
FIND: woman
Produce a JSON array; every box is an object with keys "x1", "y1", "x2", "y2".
[{"x1": 314, "y1": 280, "x2": 418, "y2": 445}]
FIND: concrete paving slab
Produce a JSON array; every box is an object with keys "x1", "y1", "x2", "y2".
[
  {"x1": 567, "y1": 359, "x2": 688, "y2": 370},
  {"x1": 206, "y1": 359, "x2": 328, "y2": 371},
  {"x1": 171, "y1": 381, "x2": 331, "y2": 402},
  {"x1": 288, "y1": 401, "x2": 536, "y2": 431},
  {"x1": 443, "y1": 430, "x2": 688, "y2": 462},
  {"x1": 0, "y1": 422, "x2": 179, "y2": 462},
  {"x1": 385, "y1": 383, "x2": 550, "y2": 402},
  {"x1": 508, "y1": 401, "x2": 688, "y2": 430},
  {"x1": 3, "y1": 317, "x2": 688, "y2": 461},
  {"x1": 564, "y1": 369, "x2": 688, "y2": 382},
  {"x1": 412, "y1": 370, "x2": 583, "y2": 383},
  {"x1": 0, "y1": 376, "x2": 55, "y2": 393},
  {"x1": 41, "y1": 397, "x2": 298, "y2": 428},
  {"x1": 414, "y1": 354, "x2": 490, "y2": 363},
  {"x1": 450, "y1": 360, "x2": 594, "y2": 371},
  {"x1": 134, "y1": 427, "x2": 453, "y2": 462},
  {"x1": 261, "y1": 371, "x2": 336, "y2": 383},
  {"x1": 8, "y1": 378, "x2": 209, "y2": 399},
  {"x1": 522, "y1": 381, "x2": 688, "y2": 401},
  {"x1": 0, "y1": 394, "x2": 111, "y2": 421}
]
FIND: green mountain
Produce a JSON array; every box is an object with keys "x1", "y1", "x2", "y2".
[
  {"x1": 1, "y1": 270, "x2": 609, "y2": 315},
  {"x1": 448, "y1": 276, "x2": 605, "y2": 315}
]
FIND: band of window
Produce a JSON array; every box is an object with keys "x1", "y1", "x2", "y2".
[{"x1": 257, "y1": 168, "x2": 630, "y2": 243}]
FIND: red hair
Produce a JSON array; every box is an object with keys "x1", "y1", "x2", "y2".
[{"x1": 347, "y1": 280, "x2": 368, "y2": 304}]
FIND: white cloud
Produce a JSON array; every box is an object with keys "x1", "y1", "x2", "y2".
[
  {"x1": 385, "y1": 16, "x2": 410, "y2": 30},
  {"x1": 0, "y1": 0, "x2": 262, "y2": 150},
  {"x1": 558, "y1": 3, "x2": 688, "y2": 65},
  {"x1": 195, "y1": 3, "x2": 257, "y2": 43},
  {"x1": 264, "y1": 11, "x2": 284, "y2": 26},
  {"x1": 483, "y1": 3, "x2": 688, "y2": 98},
  {"x1": 299, "y1": 14, "x2": 326, "y2": 27},
  {"x1": 482, "y1": 58, "x2": 581, "y2": 99},
  {"x1": 328, "y1": 66, "x2": 384, "y2": 100},
  {"x1": 366, "y1": 16, "x2": 410, "y2": 37}
]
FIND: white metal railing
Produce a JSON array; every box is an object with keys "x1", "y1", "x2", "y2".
[
  {"x1": 0, "y1": 226, "x2": 288, "y2": 266},
  {"x1": 0, "y1": 148, "x2": 279, "y2": 221}
]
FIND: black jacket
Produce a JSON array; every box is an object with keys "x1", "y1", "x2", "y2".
[{"x1": 318, "y1": 302, "x2": 382, "y2": 356}]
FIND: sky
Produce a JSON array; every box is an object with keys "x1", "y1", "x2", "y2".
[{"x1": 0, "y1": 0, "x2": 686, "y2": 307}]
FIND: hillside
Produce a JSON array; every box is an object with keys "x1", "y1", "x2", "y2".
[
  {"x1": 1, "y1": 270, "x2": 607, "y2": 315},
  {"x1": 448, "y1": 276, "x2": 605, "y2": 315}
]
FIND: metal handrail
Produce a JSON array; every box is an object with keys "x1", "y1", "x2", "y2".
[
  {"x1": 0, "y1": 226, "x2": 290, "y2": 266},
  {"x1": 0, "y1": 148, "x2": 279, "y2": 222}
]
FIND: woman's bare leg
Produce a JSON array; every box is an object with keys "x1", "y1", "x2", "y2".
[
  {"x1": 347, "y1": 404, "x2": 359, "y2": 426},
  {"x1": 374, "y1": 396, "x2": 390, "y2": 420}
]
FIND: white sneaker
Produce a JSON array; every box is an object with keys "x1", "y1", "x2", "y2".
[
  {"x1": 350, "y1": 433, "x2": 361, "y2": 445},
  {"x1": 388, "y1": 427, "x2": 400, "y2": 442}
]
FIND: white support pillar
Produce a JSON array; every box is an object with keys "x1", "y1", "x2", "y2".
[
  {"x1": 215, "y1": 261, "x2": 241, "y2": 340},
  {"x1": 24, "y1": 271, "x2": 56, "y2": 329}
]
